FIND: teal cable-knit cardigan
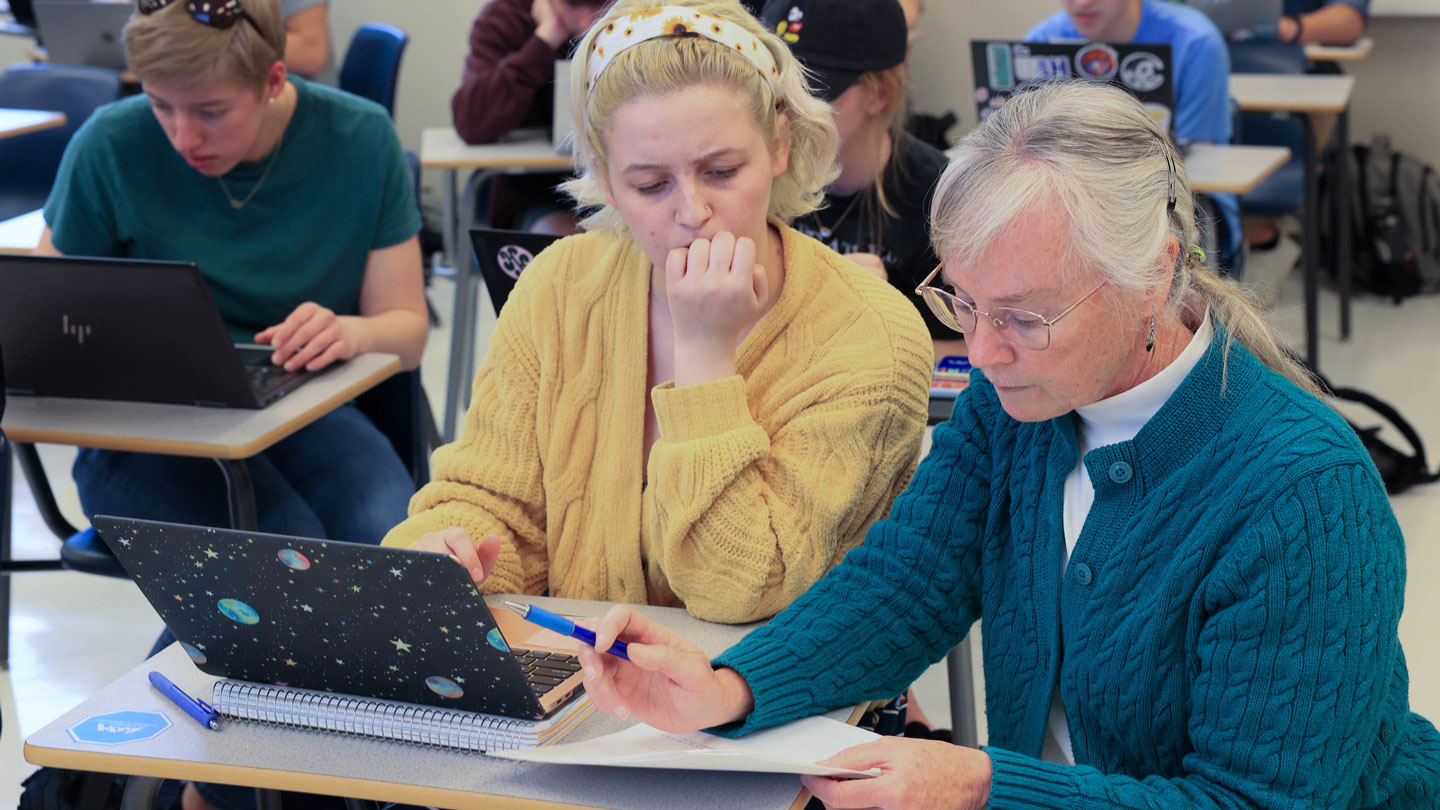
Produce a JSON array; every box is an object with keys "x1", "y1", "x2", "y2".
[{"x1": 715, "y1": 329, "x2": 1440, "y2": 807}]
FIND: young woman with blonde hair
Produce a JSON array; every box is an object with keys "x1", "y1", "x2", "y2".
[{"x1": 386, "y1": 0, "x2": 933, "y2": 625}]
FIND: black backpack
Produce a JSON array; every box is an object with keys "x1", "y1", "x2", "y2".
[
  {"x1": 1317, "y1": 373, "x2": 1440, "y2": 496},
  {"x1": 1326, "y1": 136, "x2": 1440, "y2": 303}
]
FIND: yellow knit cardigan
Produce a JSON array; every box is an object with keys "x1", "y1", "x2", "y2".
[{"x1": 383, "y1": 225, "x2": 933, "y2": 623}]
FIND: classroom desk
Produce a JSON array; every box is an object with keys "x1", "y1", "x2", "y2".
[
  {"x1": 27, "y1": 46, "x2": 139, "y2": 84},
  {"x1": 0, "y1": 108, "x2": 65, "y2": 139},
  {"x1": 1305, "y1": 37, "x2": 1374, "y2": 63},
  {"x1": 0, "y1": 208, "x2": 44, "y2": 254},
  {"x1": 26, "y1": 594, "x2": 863, "y2": 810},
  {"x1": 419, "y1": 127, "x2": 573, "y2": 441},
  {"x1": 1230, "y1": 72, "x2": 1356, "y2": 371},
  {"x1": 1184, "y1": 143, "x2": 1292, "y2": 195},
  {"x1": 0, "y1": 353, "x2": 399, "y2": 532}
]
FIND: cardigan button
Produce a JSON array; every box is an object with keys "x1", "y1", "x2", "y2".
[
  {"x1": 1107, "y1": 461, "x2": 1133, "y2": 484},
  {"x1": 1073, "y1": 563, "x2": 1093, "y2": 586}
]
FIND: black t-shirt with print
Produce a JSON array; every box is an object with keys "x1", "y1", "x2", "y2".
[{"x1": 793, "y1": 133, "x2": 951, "y2": 338}]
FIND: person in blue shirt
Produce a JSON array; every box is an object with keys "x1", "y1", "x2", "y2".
[
  {"x1": 565, "y1": 80, "x2": 1440, "y2": 810},
  {"x1": 1026, "y1": 0, "x2": 1241, "y2": 275}
]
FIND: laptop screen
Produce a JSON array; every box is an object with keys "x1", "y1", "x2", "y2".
[{"x1": 970, "y1": 40, "x2": 1176, "y2": 139}]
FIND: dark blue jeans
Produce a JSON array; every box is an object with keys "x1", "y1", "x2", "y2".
[
  {"x1": 74, "y1": 404, "x2": 414, "y2": 810},
  {"x1": 74, "y1": 403, "x2": 413, "y2": 545}
]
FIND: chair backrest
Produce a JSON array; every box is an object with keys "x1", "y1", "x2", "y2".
[
  {"x1": 338, "y1": 22, "x2": 408, "y2": 118},
  {"x1": 0, "y1": 63, "x2": 123, "y2": 221}
]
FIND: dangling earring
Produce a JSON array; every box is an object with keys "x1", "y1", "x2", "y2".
[{"x1": 1145, "y1": 313, "x2": 1156, "y2": 353}]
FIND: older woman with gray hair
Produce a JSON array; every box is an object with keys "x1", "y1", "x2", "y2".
[{"x1": 569, "y1": 81, "x2": 1440, "y2": 809}]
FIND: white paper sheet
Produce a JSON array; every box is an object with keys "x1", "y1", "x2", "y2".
[{"x1": 488, "y1": 714, "x2": 882, "y2": 778}]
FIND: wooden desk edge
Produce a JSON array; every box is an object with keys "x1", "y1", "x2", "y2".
[
  {"x1": 1194, "y1": 147, "x2": 1292, "y2": 195},
  {"x1": 24, "y1": 699, "x2": 848, "y2": 810},
  {"x1": 0, "y1": 112, "x2": 66, "y2": 138},
  {"x1": 22, "y1": 742, "x2": 602, "y2": 810},
  {"x1": 2, "y1": 356, "x2": 400, "y2": 459}
]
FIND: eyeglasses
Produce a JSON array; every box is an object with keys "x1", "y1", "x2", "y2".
[
  {"x1": 914, "y1": 263, "x2": 1108, "y2": 351},
  {"x1": 138, "y1": 0, "x2": 264, "y2": 38}
]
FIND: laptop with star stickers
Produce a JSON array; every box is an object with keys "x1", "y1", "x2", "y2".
[{"x1": 93, "y1": 516, "x2": 587, "y2": 722}]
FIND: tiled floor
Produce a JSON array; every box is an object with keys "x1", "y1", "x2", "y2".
[{"x1": 2, "y1": 253, "x2": 1438, "y2": 805}]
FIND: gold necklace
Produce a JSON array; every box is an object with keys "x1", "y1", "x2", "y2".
[
  {"x1": 811, "y1": 187, "x2": 867, "y2": 239},
  {"x1": 217, "y1": 96, "x2": 289, "y2": 210}
]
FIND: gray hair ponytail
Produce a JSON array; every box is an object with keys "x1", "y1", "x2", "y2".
[{"x1": 931, "y1": 81, "x2": 1318, "y2": 395}]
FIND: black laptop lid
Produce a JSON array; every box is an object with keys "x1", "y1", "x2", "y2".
[
  {"x1": 93, "y1": 516, "x2": 550, "y2": 720},
  {"x1": 0, "y1": 254, "x2": 260, "y2": 406},
  {"x1": 970, "y1": 40, "x2": 1177, "y2": 139},
  {"x1": 468, "y1": 228, "x2": 561, "y2": 315}
]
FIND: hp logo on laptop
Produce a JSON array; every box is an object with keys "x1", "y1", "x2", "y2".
[{"x1": 62, "y1": 315, "x2": 92, "y2": 345}]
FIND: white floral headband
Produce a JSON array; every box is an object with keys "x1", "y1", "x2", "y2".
[{"x1": 585, "y1": 6, "x2": 781, "y2": 100}]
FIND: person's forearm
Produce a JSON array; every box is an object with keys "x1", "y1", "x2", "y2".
[
  {"x1": 285, "y1": 32, "x2": 329, "y2": 77},
  {"x1": 1292, "y1": 4, "x2": 1365, "y2": 44},
  {"x1": 712, "y1": 667, "x2": 756, "y2": 727},
  {"x1": 340, "y1": 310, "x2": 428, "y2": 369}
]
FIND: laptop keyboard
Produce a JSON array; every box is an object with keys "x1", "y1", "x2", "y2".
[
  {"x1": 246, "y1": 363, "x2": 307, "y2": 400},
  {"x1": 509, "y1": 648, "x2": 582, "y2": 695}
]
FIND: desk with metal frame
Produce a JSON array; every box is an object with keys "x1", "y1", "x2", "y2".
[
  {"x1": 1229, "y1": 72, "x2": 1355, "y2": 371},
  {"x1": 419, "y1": 127, "x2": 573, "y2": 441},
  {"x1": 0, "y1": 354, "x2": 400, "y2": 656},
  {"x1": 26, "y1": 594, "x2": 864, "y2": 810}
]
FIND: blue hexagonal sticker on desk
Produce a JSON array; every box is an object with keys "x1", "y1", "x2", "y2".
[{"x1": 67, "y1": 711, "x2": 172, "y2": 746}]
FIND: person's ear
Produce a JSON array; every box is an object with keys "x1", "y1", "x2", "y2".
[
  {"x1": 864, "y1": 79, "x2": 889, "y2": 117},
  {"x1": 771, "y1": 112, "x2": 791, "y2": 178},
  {"x1": 264, "y1": 60, "x2": 287, "y2": 102}
]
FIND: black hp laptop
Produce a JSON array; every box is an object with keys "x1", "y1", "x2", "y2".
[
  {"x1": 93, "y1": 516, "x2": 587, "y2": 720},
  {"x1": 0, "y1": 254, "x2": 318, "y2": 408},
  {"x1": 469, "y1": 227, "x2": 561, "y2": 315}
]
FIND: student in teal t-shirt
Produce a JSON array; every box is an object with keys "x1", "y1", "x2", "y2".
[
  {"x1": 37, "y1": 2, "x2": 426, "y2": 809},
  {"x1": 37, "y1": 1, "x2": 425, "y2": 573}
]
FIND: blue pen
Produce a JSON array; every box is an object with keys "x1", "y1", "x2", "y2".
[
  {"x1": 504, "y1": 601, "x2": 631, "y2": 662},
  {"x1": 149, "y1": 671, "x2": 220, "y2": 730}
]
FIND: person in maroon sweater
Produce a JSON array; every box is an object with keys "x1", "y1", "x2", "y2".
[{"x1": 451, "y1": 0, "x2": 608, "y2": 234}]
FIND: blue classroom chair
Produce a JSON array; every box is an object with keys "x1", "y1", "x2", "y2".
[
  {"x1": 338, "y1": 22, "x2": 408, "y2": 118},
  {"x1": 0, "y1": 63, "x2": 123, "y2": 222}
]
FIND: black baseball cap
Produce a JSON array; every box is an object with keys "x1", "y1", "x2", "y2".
[{"x1": 759, "y1": 0, "x2": 908, "y2": 102}]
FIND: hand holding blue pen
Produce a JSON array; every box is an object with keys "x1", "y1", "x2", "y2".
[
  {"x1": 504, "y1": 601, "x2": 632, "y2": 661},
  {"x1": 149, "y1": 671, "x2": 220, "y2": 731}
]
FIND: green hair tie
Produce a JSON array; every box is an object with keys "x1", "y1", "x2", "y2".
[{"x1": 1189, "y1": 244, "x2": 1207, "y2": 263}]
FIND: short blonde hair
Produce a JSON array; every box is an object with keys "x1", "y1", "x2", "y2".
[
  {"x1": 124, "y1": 0, "x2": 285, "y2": 93},
  {"x1": 561, "y1": 0, "x2": 840, "y2": 236}
]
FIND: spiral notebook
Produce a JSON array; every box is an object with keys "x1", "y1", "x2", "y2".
[
  {"x1": 211, "y1": 679, "x2": 593, "y2": 752},
  {"x1": 93, "y1": 516, "x2": 595, "y2": 751}
]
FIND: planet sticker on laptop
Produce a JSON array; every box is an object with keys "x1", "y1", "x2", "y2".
[
  {"x1": 180, "y1": 641, "x2": 207, "y2": 665},
  {"x1": 217, "y1": 598, "x2": 260, "y2": 625},
  {"x1": 425, "y1": 675, "x2": 465, "y2": 699},
  {"x1": 276, "y1": 548, "x2": 312, "y2": 571},
  {"x1": 485, "y1": 627, "x2": 510, "y2": 652}
]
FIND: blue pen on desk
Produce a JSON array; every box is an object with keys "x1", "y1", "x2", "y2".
[
  {"x1": 503, "y1": 601, "x2": 631, "y2": 662},
  {"x1": 149, "y1": 671, "x2": 220, "y2": 730}
]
